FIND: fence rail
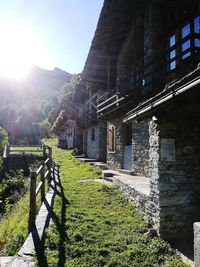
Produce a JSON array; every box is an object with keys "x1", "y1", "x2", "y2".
[
  {"x1": 28, "y1": 145, "x2": 54, "y2": 232},
  {"x1": 3, "y1": 142, "x2": 52, "y2": 158}
]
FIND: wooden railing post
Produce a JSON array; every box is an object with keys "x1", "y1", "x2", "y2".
[
  {"x1": 7, "y1": 144, "x2": 10, "y2": 156},
  {"x1": 43, "y1": 145, "x2": 47, "y2": 158},
  {"x1": 29, "y1": 171, "x2": 37, "y2": 232},
  {"x1": 48, "y1": 147, "x2": 52, "y2": 182},
  {"x1": 40, "y1": 162, "x2": 45, "y2": 202}
]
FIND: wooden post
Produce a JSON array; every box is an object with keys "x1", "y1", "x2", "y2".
[
  {"x1": 43, "y1": 145, "x2": 47, "y2": 158},
  {"x1": 40, "y1": 162, "x2": 45, "y2": 202},
  {"x1": 7, "y1": 144, "x2": 10, "y2": 156},
  {"x1": 48, "y1": 147, "x2": 52, "y2": 183},
  {"x1": 29, "y1": 171, "x2": 37, "y2": 232}
]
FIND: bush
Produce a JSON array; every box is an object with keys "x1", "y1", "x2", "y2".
[{"x1": 0, "y1": 170, "x2": 28, "y2": 213}]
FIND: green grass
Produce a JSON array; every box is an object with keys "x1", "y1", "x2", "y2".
[
  {"x1": 0, "y1": 194, "x2": 29, "y2": 255},
  {"x1": 0, "y1": 174, "x2": 42, "y2": 256},
  {"x1": 43, "y1": 139, "x2": 189, "y2": 267}
]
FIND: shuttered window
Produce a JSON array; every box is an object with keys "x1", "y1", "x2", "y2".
[{"x1": 108, "y1": 125, "x2": 116, "y2": 152}]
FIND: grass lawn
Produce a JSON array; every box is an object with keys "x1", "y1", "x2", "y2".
[{"x1": 43, "y1": 139, "x2": 189, "y2": 267}]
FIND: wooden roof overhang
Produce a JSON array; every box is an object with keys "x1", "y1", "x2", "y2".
[
  {"x1": 81, "y1": 0, "x2": 136, "y2": 88},
  {"x1": 123, "y1": 64, "x2": 200, "y2": 122}
]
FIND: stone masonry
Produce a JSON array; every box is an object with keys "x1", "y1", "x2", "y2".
[
  {"x1": 84, "y1": 120, "x2": 107, "y2": 161},
  {"x1": 148, "y1": 94, "x2": 200, "y2": 242},
  {"x1": 132, "y1": 120, "x2": 150, "y2": 177},
  {"x1": 107, "y1": 117, "x2": 150, "y2": 177}
]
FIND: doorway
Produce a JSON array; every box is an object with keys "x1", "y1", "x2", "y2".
[{"x1": 123, "y1": 123, "x2": 132, "y2": 170}]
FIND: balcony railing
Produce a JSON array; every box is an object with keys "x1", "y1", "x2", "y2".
[{"x1": 97, "y1": 15, "x2": 200, "y2": 118}]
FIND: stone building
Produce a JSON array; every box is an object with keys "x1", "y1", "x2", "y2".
[
  {"x1": 52, "y1": 94, "x2": 83, "y2": 151},
  {"x1": 78, "y1": 82, "x2": 107, "y2": 161},
  {"x1": 81, "y1": 0, "x2": 200, "y2": 263}
]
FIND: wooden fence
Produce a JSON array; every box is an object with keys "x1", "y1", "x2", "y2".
[
  {"x1": 3, "y1": 142, "x2": 50, "y2": 158},
  {"x1": 28, "y1": 145, "x2": 53, "y2": 231},
  {"x1": 3, "y1": 142, "x2": 56, "y2": 231}
]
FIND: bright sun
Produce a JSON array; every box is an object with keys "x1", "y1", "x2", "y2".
[{"x1": 0, "y1": 21, "x2": 53, "y2": 80}]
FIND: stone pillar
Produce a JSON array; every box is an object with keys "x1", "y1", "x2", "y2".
[
  {"x1": 194, "y1": 222, "x2": 200, "y2": 267},
  {"x1": 132, "y1": 120, "x2": 150, "y2": 177},
  {"x1": 147, "y1": 119, "x2": 161, "y2": 231}
]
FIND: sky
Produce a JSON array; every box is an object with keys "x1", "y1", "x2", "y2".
[{"x1": 0, "y1": 0, "x2": 104, "y2": 76}]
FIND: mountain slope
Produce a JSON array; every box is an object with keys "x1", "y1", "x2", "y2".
[{"x1": 0, "y1": 65, "x2": 72, "y2": 143}]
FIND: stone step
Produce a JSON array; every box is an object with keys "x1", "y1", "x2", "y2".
[
  {"x1": 74, "y1": 154, "x2": 86, "y2": 158},
  {"x1": 102, "y1": 170, "x2": 118, "y2": 179},
  {"x1": 77, "y1": 158, "x2": 99, "y2": 163},
  {"x1": 103, "y1": 176, "x2": 114, "y2": 182},
  {"x1": 118, "y1": 169, "x2": 134, "y2": 175},
  {"x1": 93, "y1": 162, "x2": 108, "y2": 170}
]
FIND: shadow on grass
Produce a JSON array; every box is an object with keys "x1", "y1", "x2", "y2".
[{"x1": 32, "y1": 164, "x2": 69, "y2": 267}]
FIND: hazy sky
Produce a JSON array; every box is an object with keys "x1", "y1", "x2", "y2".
[{"x1": 0, "y1": 0, "x2": 104, "y2": 74}]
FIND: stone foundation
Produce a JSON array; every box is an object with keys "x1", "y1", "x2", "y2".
[{"x1": 114, "y1": 178, "x2": 150, "y2": 217}]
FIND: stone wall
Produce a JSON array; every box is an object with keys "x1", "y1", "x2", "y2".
[
  {"x1": 132, "y1": 120, "x2": 150, "y2": 176},
  {"x1": 99, "y1": 120, "x2": 107, "y2": 161},
  {"x1": 107, "y1": 117, "x2": 150, "y2": 176},
  {"x1": 74, "y1": 123, "x2": 83, "y2": 153},
  {"x1": 84, "y1": 120, "x2": 107, "y2": 160},
  {"x1": 84, "y1": 125, "x2": 99, "y2": 159},
  {"x1": 114, "y1": 178, "x2": 150, "y2": 217},
  {"x1": 148, "y1": 94, "x2": 200, "y2": 242}
]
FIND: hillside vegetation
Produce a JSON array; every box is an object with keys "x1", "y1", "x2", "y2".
[{"x1": 0, "y1": 65, "x2": 71, "y2": 143}]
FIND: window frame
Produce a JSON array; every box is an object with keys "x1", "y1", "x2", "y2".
[{"x1": 167, "y1": 15, "x2": 200, "y2": 72}]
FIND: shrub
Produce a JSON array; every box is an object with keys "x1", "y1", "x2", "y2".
[{"x1": 0, "y1": 170, "x2": 28, "y2": 213}]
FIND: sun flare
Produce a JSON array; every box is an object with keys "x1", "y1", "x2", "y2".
[{"x1": 0, "y1": 21, "x2": 53, "y2": 80}]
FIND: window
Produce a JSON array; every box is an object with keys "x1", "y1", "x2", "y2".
[
  {"x1": 181, "y1": 23, "x2": 191, "y2": 59},
  {"x1": 108, "y1": 125, "x2": 115, "y2": 152},
  {"x1": 91, "y1": 128, "x2": 95, "y2": 141},
  {"x1": 168, "y1": 35, "x2": 176, "y2": 71},
  {"x1": 194, "y1": 16, "x2": 200, "y2": 47},
  {"x1": 167, "y1": 16, "x2": 200, "y2": 71}
]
